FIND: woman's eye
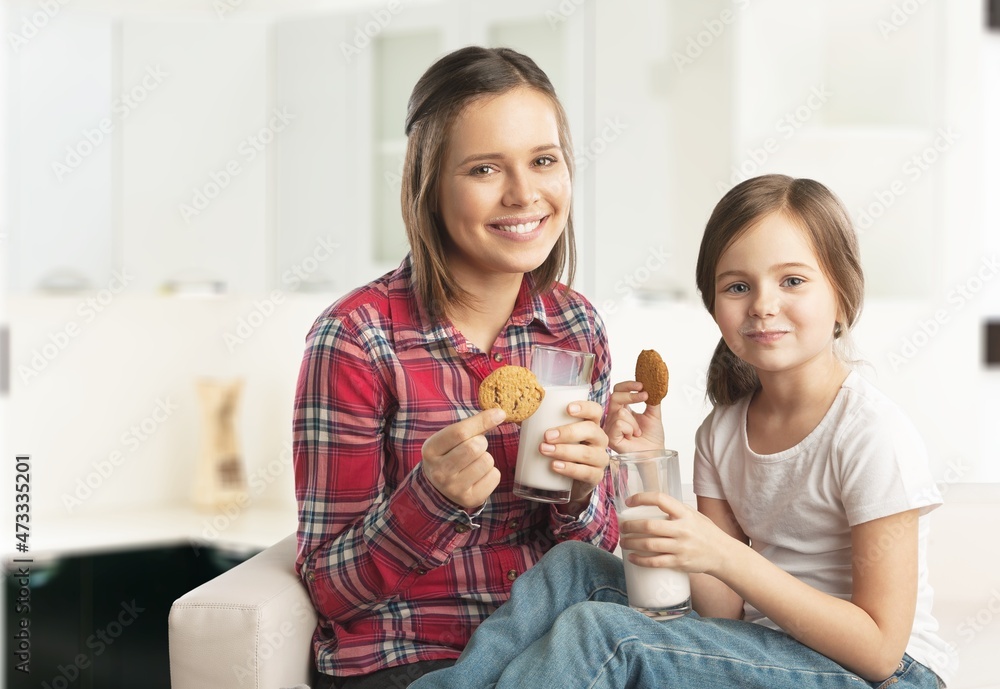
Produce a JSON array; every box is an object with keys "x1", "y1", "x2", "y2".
[
  {"x1": 470, "y1": 164, "x2": 495, "y2": 176},
  {"x1": 535, "y1": 155, "x2": 558, "y2": 167}
]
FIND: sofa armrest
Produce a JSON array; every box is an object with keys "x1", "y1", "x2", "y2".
[{"x1": 168, "y1": 534, "x2": 318, "y2": 689}]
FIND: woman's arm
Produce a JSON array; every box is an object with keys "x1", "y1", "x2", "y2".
[
  {"x1": 621, "y1": 494, "x2": 919, "y2": 682},
  {"x1": 294, "y1": 316, "x2": 495, "y2": 621}
]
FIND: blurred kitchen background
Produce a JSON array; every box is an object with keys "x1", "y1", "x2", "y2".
[
  {"x1": 2, "y1": 0, "x2": 999, "y2": 531},
  {"x1": 1, "y1": 0, "x2": 999, "y2": 686}
]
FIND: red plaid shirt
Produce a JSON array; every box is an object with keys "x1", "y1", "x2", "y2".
[{"x1": 293, "y1": 256, "x2": 617, "y2": 677}]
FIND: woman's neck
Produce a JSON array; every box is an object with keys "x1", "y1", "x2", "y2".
[{"x1": 447, "y1": 272, "x2": 525, "y2": 353}]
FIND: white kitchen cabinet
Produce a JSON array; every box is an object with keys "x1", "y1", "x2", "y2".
[
  {"x1": 7, "y1": 6, "x2": 115, "y2": 294},
  {"x1": 120, "y1": 17, "x2": 270, "y2": 295}
]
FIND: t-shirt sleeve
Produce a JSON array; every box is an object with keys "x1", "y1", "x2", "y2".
[
  {"x1": 692, "y1": 408, "x2": 726, "y2": 500},
  {"x1": 836, "y1": 403, "x2": 942, "y2": 527}
]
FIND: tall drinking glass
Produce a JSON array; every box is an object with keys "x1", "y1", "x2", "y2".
[
  {"x1": 513, "y1": 345, "x2": 594, "y2": 504},
  {"x1": 611, "y1": 449, "x2": 692, "y2": 620}
]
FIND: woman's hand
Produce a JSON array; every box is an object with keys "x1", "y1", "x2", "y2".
[
  {"x1": 603, "y1": 381, "x2": 666, "y2": 454},
  {"x1": 541, "y1": 399, "x2": 610, "y2": 507},
  {"x1": 617, "y1": 492, "x2": 736, "y2": 576},
  {"x1": 421, "y1": 408, "x2": 506, "y2": 511}
]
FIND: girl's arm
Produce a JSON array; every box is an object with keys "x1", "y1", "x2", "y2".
[
  {"x1": 690, "y1": 496, "x2": 747, "y2": 619},
  {"x1": 621, "y1": 494, "x2": 918, "y2": 682},
  {"x1": 720, "y1": 509, "x2": 918, "y2": 681}
]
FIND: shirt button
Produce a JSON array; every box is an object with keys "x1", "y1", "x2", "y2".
[
  {"x1": 507, "y1": 519, "x2": 519, "y2": 530},
  {"x1": 506, "y1": 569, "x2": 518, "y2": 581},
  {"x1": 454, "y1": 523, "x2": 470, "y2": 534},
  {"x1": 416, "y1": 568, "x2": 428, "y2": 575},
  {"x1": 493, "y1": 352, "x2": 503, "y2": 362},
  {"x1": 306, "y1": 571, "x2": 316, "y2": 582}
]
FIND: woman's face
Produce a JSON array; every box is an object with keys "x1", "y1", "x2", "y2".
[{"x1": 437, "y1": 86, "x2": 571, "y2": 285}]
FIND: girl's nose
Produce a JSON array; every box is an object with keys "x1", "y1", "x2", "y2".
[
  {"x1": 749, "y1": 286, "x2": 780, "y2": 318},
  {"x1": 502, "y1": 169, "x2": 539, "y2": 207}
]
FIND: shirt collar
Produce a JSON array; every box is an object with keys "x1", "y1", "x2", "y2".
[{"x1": 387, "y1": 255, "x2": 554, "y2": 351}]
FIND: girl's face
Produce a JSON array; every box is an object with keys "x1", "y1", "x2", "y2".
[
  {"x1": 437, "y1": 87, "x2": 571, "y2": 284},
  {"x1": 713, "y1": 212, "x2": 843, "y2": 376}
]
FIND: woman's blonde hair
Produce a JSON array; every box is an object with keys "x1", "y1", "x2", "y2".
[
  {"x1": 402, "y1": 46, "x2": 576, "y2": 321},
  {"x1": 695, "y1": 174, "x2": 865, "y2": 405}
]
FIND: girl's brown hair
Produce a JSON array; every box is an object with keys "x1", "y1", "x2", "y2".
[
  {"x1": 695, "y1": 174, "x2": 865, "y2": 405},
  {"x1": 402, "y1": 46, "x2": 576, "y2": 321}
]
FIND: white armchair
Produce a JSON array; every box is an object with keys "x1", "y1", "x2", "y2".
[{"x1": 168, "y1": 534, "x2": 317, "y2": 689}]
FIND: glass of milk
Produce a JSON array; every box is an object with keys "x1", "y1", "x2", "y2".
[
  {"x1": 610, "y1": 449, "x2": 692, "y2": 620},
  {"x1": 512, "y1": 345, "x2": 594, "y2": 504}
]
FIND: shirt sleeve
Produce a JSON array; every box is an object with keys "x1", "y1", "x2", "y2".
[
  {"x1": 292, "y1": 315, "x2": 475, "y2": 622},
  {"x1": 835, "y1": 403, "x2": 943, "y2": 527},
  {"x1": 546, "y1": 305, "x2": 618, "y2": 551},
  {"x1": 692, "y1": 407, "x2": 726, "y2": 500}
]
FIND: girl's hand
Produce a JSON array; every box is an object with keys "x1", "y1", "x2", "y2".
[
  {"x1": 617, "y1": 492, "x2": 735, "y2": 576},
  {"x1": 421, "y1": 409, "x2": 506, "y2": 510},
  {"x1": 541, "y1": 399, "x2": 610, "y2": 506},
  {"x1": 603, "y1": 381, "x2": 666, "y2": 454}
]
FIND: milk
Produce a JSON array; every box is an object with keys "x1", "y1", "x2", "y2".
[
  {"x1": 617, "y1": 505, "x2": 691, "y2": 615},
  {"x1": 514, "y1": 384, "x2": 590, "y2": 499}
]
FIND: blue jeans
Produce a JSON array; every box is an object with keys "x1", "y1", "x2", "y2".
[{"x1": 410, "y1": 541, "x2": 942, "y2": 689}]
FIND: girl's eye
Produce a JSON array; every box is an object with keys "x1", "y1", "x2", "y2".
[
  {"x1": 783, "y1": 277, "x2": 805, "y2": 288},
  {"x1": 725, "y1": 283, "x2": 749, "y2": 294}
]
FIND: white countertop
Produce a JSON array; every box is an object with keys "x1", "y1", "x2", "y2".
[{"x1": 3, "y1": 502, "x2": 298, "y2": 565}]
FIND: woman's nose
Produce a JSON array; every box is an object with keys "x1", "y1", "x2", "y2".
[{"x1": 502, "y1": 169, "x2": 539, "y2": 207}]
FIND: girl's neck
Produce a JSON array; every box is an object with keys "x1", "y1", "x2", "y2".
[{"x1": 746, "y1": 355, "x2": 850, "y2": 454}]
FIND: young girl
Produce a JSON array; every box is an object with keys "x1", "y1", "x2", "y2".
[
  {"x1": 293, "y1": 47, "x2": 617, "y2": 689},
  {"x1": 410, "y1": 174, "x2": 955, "y2": 688}
]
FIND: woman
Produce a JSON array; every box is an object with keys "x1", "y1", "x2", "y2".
[{"x1": 293, "y1": 46, "x2": 618, "y2": 689}]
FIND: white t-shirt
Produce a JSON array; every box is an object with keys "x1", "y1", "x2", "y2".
[{"x1": 692, "y1": 370, "x2": 956, "y2": 685}]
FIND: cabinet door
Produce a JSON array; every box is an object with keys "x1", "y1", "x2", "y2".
[
  {"x1": 273, "y1": 15, "x2": 361, "y2": 295},
  {"x1": 120, "y1": 18, "x2": 269, "y2": 295},
  {"x1": 8, "y1": 7, "x2": 114, "y2": 294}
]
